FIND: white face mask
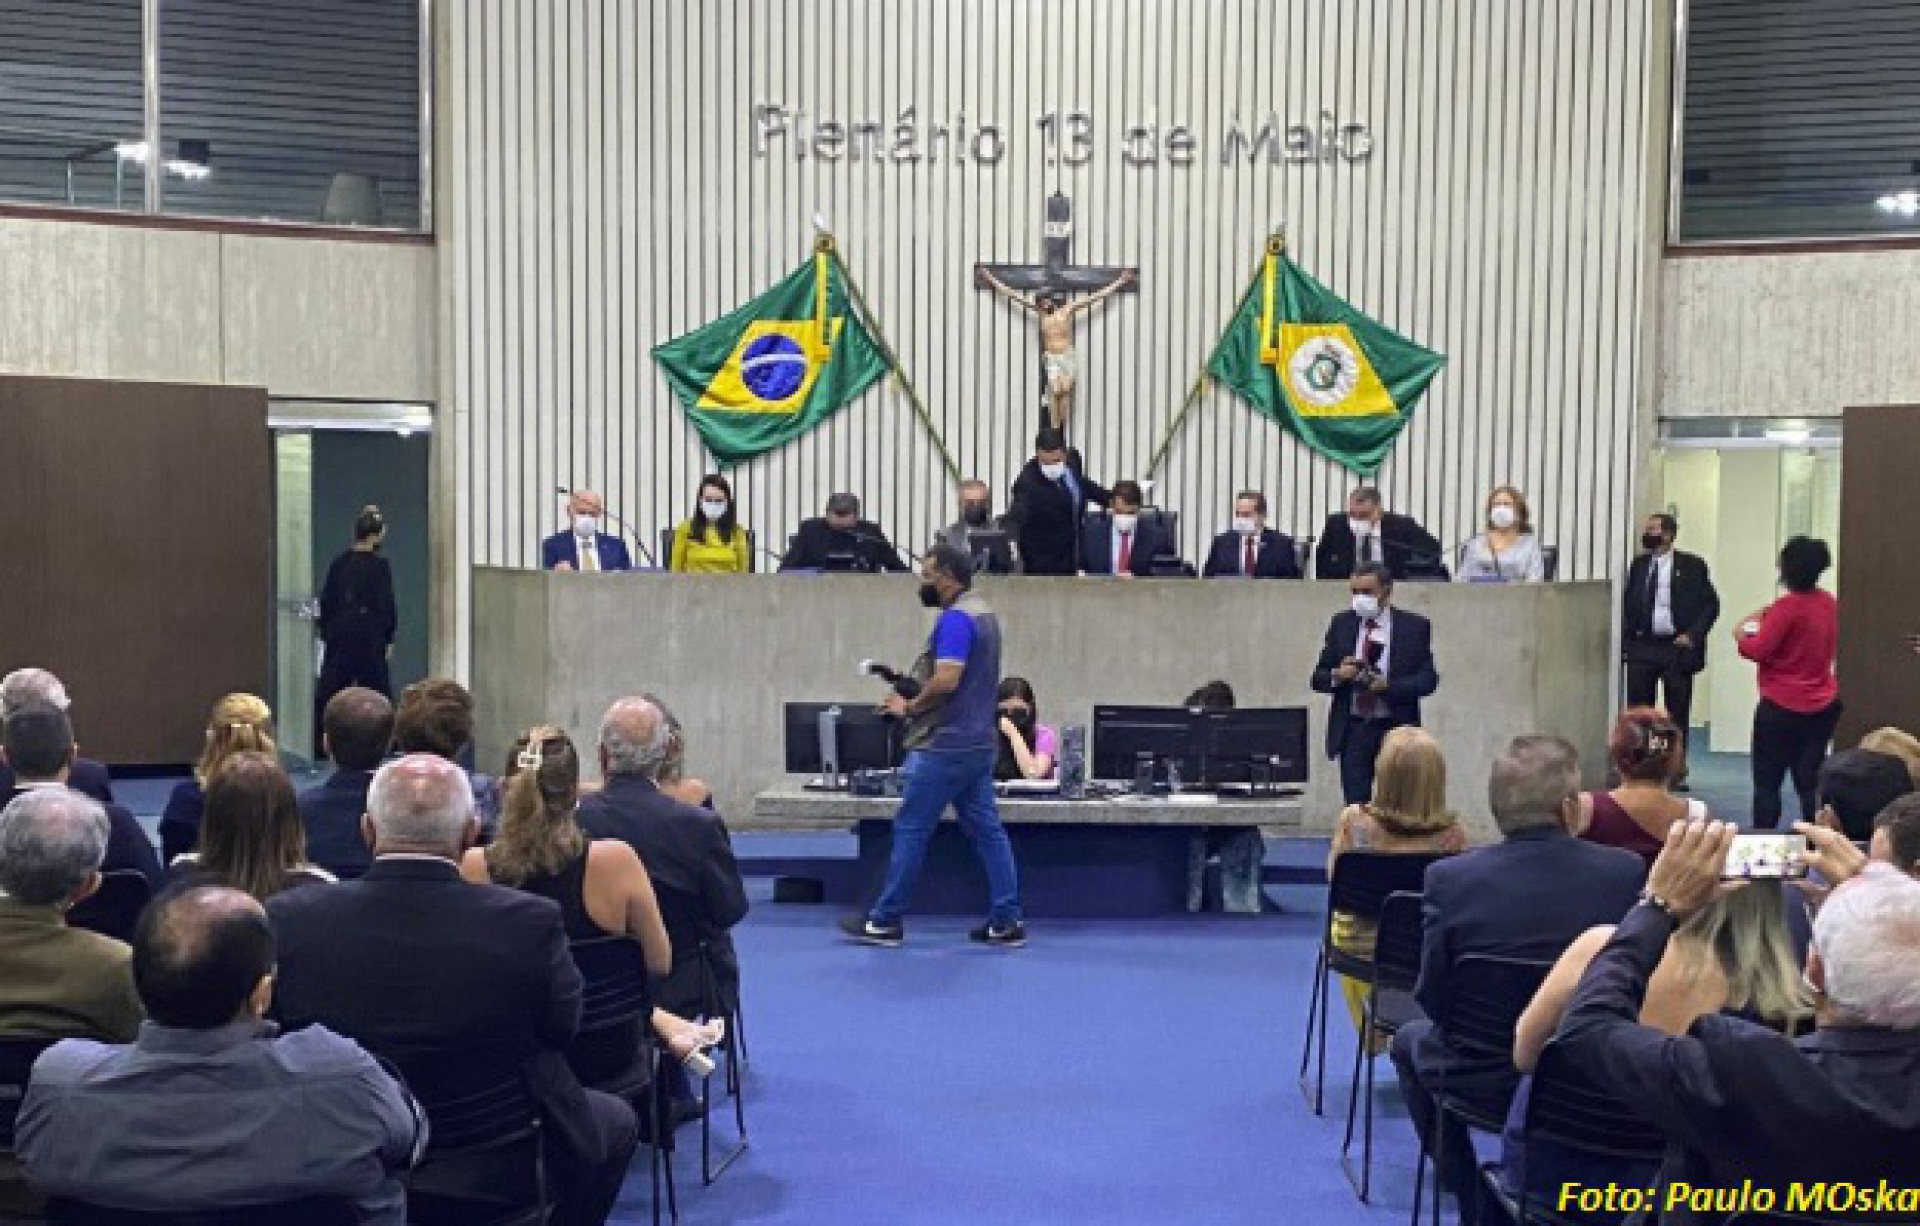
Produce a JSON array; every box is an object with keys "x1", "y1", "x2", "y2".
[
  {"x1": 1349, "y1": 516, "x2": 1373, "y2": 537},
  {"x1": 1040, "y1": 462, "x2": 1067, "y2": 481},
  {"x1": 1489, "y1": 505, "x2": 1517, "y2": 530},
  {"x1": 573, "y1": 514, "x2": 598, "y2": 538},
  {"x1": 1113, "y1": 513, "x2": 1139, "y2": 534},
  {"x1": 700, "y1": 499, "x2": 728, "y2": 519},
  {"x1": 1232, "y1": 516, "x2": 1258, "y2": 536},
  {"x1": 1351, "y1": 594, "x2": 1381, "y2": 620}
]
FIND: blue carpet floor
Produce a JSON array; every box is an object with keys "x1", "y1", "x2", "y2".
[{"x1": 616, "y1": 880, "x2": 1427, "y2": 1225}]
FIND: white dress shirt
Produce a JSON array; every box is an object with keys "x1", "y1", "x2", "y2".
[
  {"x1": 577, "y1": 533, "x2": 599, "y2": 572},
  {"x1": 1353, "y1": 606, "x2": 1394, "y2": 676},
  {"x1": 1109, "y1": 522, "x2": 1136, "y2": 575},
  {"x1": 1651, "y1": 551, "x2": 1675, "y2": 636}
]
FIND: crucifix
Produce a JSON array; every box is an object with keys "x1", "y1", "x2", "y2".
[{"x1": 975, "y1": 192, "x2": 1138, "y2": 432}]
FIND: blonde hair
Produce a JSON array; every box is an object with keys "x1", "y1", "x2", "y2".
[
  {"x1": 1678, "y1": 881, "x2": 1811, "y2": 1029},
  {"x1": 1487, "y1": 484, "x2": 1533, "y2": 533},
  {"x1": 486, "y1": 725, "x2": 585, "y2": 885},
  {"x1": 194, "y1": 694, "x2": 276, "y2": 788},
  {"x1": 1368, "y1": 727, "x2": 1455, "y2": 836},
  {"x1": 1859, "y1": 727, "x2": 1920, "y2": 791}
]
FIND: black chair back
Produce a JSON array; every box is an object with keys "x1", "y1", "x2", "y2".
[
  {"x1": 1441, "y1": 953, "x2": 1554, "y2": 1059},
  {"x1": 567, "y1": 936, "x2": 654, "y2": 1092},
  {"x1": 1526, "y1": 1039, "x2": 1666, "y2": 1161},
  {"x1": 0, "y1": 1035, "x2": 56, "y2": 1151},
  {"x1": 1295, "y1": 536, "x2": 1314, "y2": 576},
  {"x1": 398, "y1": 1054, "x2": 546, "y2": 1226},
  {"x1": 66, "y1": 871, "x2": 153, "y2": 943},
  {"x1": 1542, "y1": 544, "x2": 1561, "y2": 582},
  {"x1": 48, "y1": 1199, "x2": 354, "y2": 1225},
  {"x1": 1372, "y1": 891, "x2": 1425, "y2": 993},
  {"x1": 1326, "y1": 851, "x2": 1449, "y2": 930}
]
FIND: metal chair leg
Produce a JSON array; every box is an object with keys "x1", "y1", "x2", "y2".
[
  {"x1": 1297, "y1": 943, "x2": 1327, "y2": 1105},
  {"x1": 1340, "y1": 987, "x2": 1380, "y2": 1202},
  {"x1": 1410, "y1": 1138, "x2": 1427, "y2": 1226},
  {"x1": 701, "y1": 1009, "x2": 749, "y2": 1184}
]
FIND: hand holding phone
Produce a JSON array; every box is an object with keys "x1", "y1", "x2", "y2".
[{"x1": 1721, "y1": 833, "x2": 1810, "y2": 881}]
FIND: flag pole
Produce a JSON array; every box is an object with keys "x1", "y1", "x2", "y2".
[
  {"x1": 1145, "y1": 231, "x2": 1285, "y2": 479},
  {"x1": 823, "y1": 234, "x2": 962, "y2": 484}
]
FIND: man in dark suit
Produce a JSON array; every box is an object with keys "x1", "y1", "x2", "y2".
[
  {"x1": 269, "y1": 755, "x2": 638, "y2": 1226},
  {"x1": 1202, "y1": 490, "x2": 1302, "y2": 579},
  {"x1": 1557, "y1": 820, "x2": 1920, "y2": 1212},
  {"x1": 778, "y1": 491, "x2": 909, "y2": 572},
  {"x1": 540, "y1": 489, "x2": 633, "y2": 572},
  {"x1": 1622, "y1": 512, "x2": 1719, "y2": 780},
  {"x1": 1391, "y1": 735, "x2": 1645, "y2": 1222},
  {"x1": 296, "y1": 687, "x2": 394, "y2": 879},
  {"x1": 1080, "y1": 479, "x2": 1172, "y2": 578},
  {"x1": 580, "y1": 696, "x2": 750, "y2": 1017},
  {"x1": 1310, "y1": 563, "x2": 1439, "y2": 805},
  {"x1": 0, "y1": 669, "x2": 114, "y2": 803},
  {"x1": 1007, "y1": 427, "x2": 1111, "y2": 576},
  {"x1": 3, "y1": 704, "x2": 160, "y2": 893},
  {"x1": 1313, "y1": 485, "x2": 1446, "y2": 581}
]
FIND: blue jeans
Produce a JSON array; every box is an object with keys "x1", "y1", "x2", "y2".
[{"x1": 871, "y1": 748, "x2": 1022, "y2": 926}]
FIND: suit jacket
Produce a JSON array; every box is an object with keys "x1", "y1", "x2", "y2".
[
  {"x1": 1079, "y1": 512, "x2": 1173, "y2": 577},
  {"x1": 1308, "y1": 608, "x2": 1439, "y2": 758},
  {"x1": 1406, "y1": 827, "x2": 1644, "y2": 1106},
  {"x1": 578, "y1": 774, "x2": 749, "y2": 1015},
  {"x1": 1006, "y1": 451, "x2": 1111, "y2": 576},
  {"x1": 0, "y1": 898, "x2": 142, "y2": 1043},
  {"x1": 295, "y1": 769, "x2": 375, "y2": 880},
  {"x1": 1622, "y1": 549, "x2": 1720, "y2": 669},
  {"x1": 6, "y1": 786, "x2": 161, "y2": 892},
  {"x1": 1314, "y1": 511, "x2": 1446, "y2": 581},
  {"x1": 539, "y1": 530, "x2": 633, "y2": 572},
  {"x1": 778, "y1": 517, "x2": 909, "y2": 572},
  {"x1": 0, "y1": 758, "x2": 113, "y2": 805},
  {"x1": 1556, "y1": 903, "x2": 1920, "y2": 1209},
  {"x1": 266, "y1": 858, "x2": 601, "y2": 1166},
  {"x1": 1202, "y1": 529, "x2": 1302, "y2": 579}
]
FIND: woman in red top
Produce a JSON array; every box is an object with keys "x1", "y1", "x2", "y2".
[{"x1": 1736, "y1": 536, "x2": 1841, "y2": 828}]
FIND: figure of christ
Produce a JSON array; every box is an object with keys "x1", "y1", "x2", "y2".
[{"x1": 977, "y1": 266, "x2": 1136, "y2": 432}]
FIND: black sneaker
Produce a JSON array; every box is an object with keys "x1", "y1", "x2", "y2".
[
  {"x1": 839, "y1": 915, "x2": 904, "y2": 947},
  {"x1": 968, "y1": 920, "x2": 1028, "y2": 948}
]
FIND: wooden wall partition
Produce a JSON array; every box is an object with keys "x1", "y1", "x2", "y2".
[
  {"x1": 1836, "y1": 404, "x2": 1920, "y2": 745},
  {"x1": 0, "y1": 375, "x2": 270, "y2": 765}
]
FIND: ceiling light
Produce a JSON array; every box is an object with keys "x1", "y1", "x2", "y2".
[
  {"x1": 1763, "y1": 427, "x2": 1811, "y2": 445},
  {"x1": 114, "y1": 141, "x2": 149, "y2": 163}
]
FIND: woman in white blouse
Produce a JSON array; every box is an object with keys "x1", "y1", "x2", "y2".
[{"x1": 1455, "y1": 484, "x2": 1546, "y2": 583}]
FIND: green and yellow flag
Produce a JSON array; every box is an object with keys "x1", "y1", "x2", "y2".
[
  {"x1": 652, "y1": 248, "x2": 890, "y2": 467},
  {"x1": 1207, "y1": 240, "x2": 1445, "y2": 476}
]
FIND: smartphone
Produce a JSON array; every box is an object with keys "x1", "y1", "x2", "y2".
[{"x1": 1722, "y1": 833, "x2": 1810, "y2": 880}]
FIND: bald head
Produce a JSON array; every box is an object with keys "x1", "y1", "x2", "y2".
[
  {"x1": 568, "y1": 490, "x2": 605, "y2": 519},
  {"x1": 133, "y1": 886, "x2": 275, "y2": 1029},
  {"x1": 600, "y1": 696, "x2": 671, "y2": 780},
  {"x1": 366, "y1": 752, "x2": 476, "y2": 857}
]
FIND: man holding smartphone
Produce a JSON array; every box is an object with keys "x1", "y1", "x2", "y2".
[{"x1": 1309, "y1": 562, "x2": 1439, "y2": 804}]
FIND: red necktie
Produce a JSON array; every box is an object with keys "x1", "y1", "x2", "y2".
[
  {"x1": 1244, "y1": 537, "x2": 1258, "y2": 576},
  {"x1": 1355, "y1": 619, "x2": 1382, "y2": 716},
  {"x1": 1118, "y1": 531, "x2": 1133, "y2": 573}
]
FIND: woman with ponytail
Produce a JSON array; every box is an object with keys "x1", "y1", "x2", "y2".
[
  {"x1": 159, "y1": 693, "x2": 278, "y2": 863},
  {"x1": 459, "y1": 724, "x2": 723, "y2": 1073}
]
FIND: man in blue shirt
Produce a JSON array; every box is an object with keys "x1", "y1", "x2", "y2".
[{"x1": 841, "y1": 545, "x2": 1025, "y2": 947}]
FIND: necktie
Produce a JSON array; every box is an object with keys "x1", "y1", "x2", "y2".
[
  {"x1": 1118, "y1": 531, "x2": 1133, "y2": 574},
  {"x1": 1360, "y1": 532, "x2": 1376, "y2": 565},
  {"x1": 1355, "y1": 619, "x2": 1382, "y2": 717},
  {"x1": 1644, "y1": 558, "x2": 1659, "y2": 628},
  {"x1": 580, "y1": 537, "x2": 599, "y2": 572},
  {"x1": 1244, "y1": 536, "x2": 1258, "y2": 576}
]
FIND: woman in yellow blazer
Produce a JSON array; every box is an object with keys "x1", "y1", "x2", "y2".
[{"x1": 669, "y1": 474, "x2": 751, "y2": 573}]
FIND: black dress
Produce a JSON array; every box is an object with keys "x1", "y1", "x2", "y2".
[{"x1": 315, "y1": 548, "x2": 397, "y2": 750}]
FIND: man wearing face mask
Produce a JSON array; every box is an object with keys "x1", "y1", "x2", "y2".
[
  {"x1": 1622, "y1": 512, "x2": 1718, "y2": 785},
  {"x1": 842, "y1": 545, "x2": 1024, "y2": 948},
  {"x1": 779, "y1": 492, "x2": 908, "y2": 572},
  {"x1": 1080, "y1": 479, "x2": 1171, "y2": 578},
  {"x1": 1007, "y1": 427, "x2": 1110, "y2": 577},
  {"x1": 1313, "y1": 486, "x2": 1446, "y2": 581},
  {"x1": 540, "y1": 489, "x2": 633, "y2": 573},
  {"x1": 1310, "y1": 562, "x2": 1440, "y2": 804},
  {"x1": 1203, "y1": 490, "x2": 1302, "y2": 578},
  {"x1": 935, "y1": 479, "x2": 1014, "y2": 575}
]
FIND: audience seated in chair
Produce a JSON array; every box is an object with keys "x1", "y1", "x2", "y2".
[
  {"x1": 1870, "y1": 794, "x2": 1920, "y2": 879},
  {"x1": 1815, "y1": 747, "x2": 1914, "y2": 843},
  {"x1": 4, "y1": 704, "x2": 160, "y2": 893},
  {"x1": 651, "y1": 697, "x2": 715, "y2": 811},
  {"x1": 1577, "y1": 707, "x2": 1707, "y2": 871},
  {"x1": 1857, "y1": 726, "x2": 1920, "y2": 792},
  {"x1": 0, "y1": 669, "x2": 115, "y2": 804},
  {"x1": 298, "y1": 687, "x2": 395, "y2": 879},
  {"x1": 1552, "y1": 821, "x2": 1920, "y2": 1210},
  {"x1": 267, "y1": 754, "x2": 639, "y2": 1226},
  {"x1": 460, "y1": 725, "x2": 724, "y2": 1068},
  {"x1": 159, "y1": 694, "x2": 275, "y2": 865},
  {"x1": 1500, "y1": 876, "x2": 1810, "y2": 1202},
  {"x1": 580, "y1": 697, "x2": 749, "y2": 1020},
  {"x1": 1326, "y1": 726, "x2": 1466, "y2": 1034},
  {"x1": 1390, "y1": 735, "x2": 1645, "y2": 1223},
  {"x1": 17, "y1": 886, "x2": 422, "y2": 1223},
  {"x1": 169, "y1": 752, "x2": 335, "y2": 900},
  {"x1": 393, "y1": 678, "x2": 502, "y2": 836}
]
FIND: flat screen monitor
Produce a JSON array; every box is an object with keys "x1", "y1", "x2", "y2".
[
  {"x1": 782, "y1": 701, "x2": 899, "y2": 774},
  {"x1": 1090, "y1": 705, "x2": 1201, "y2": 783},
  {"x1": 964, "y1": 528, "x2": 1014, "y2": 574},
  {"x1": 1199, "y1": 708, "x2": 1311, "y2": 784}
]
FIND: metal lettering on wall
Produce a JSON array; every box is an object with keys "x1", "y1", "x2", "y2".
[{"x1": 753, "y1": 104, "x2": 1374, "y2": 166}]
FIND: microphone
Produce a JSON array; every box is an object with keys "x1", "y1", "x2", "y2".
[{"x1": 557, "y1": 485, "x2": 656, "y2": 568}]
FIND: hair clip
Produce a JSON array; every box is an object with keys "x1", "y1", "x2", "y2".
[
  {"x1": 1647, "y1": 732, "x2": 1674, "y2": 755},
  {"x1": 517, "y1": 743, "x2": 545, "y2": 771}
]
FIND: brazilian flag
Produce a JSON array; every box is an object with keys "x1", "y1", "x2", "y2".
[
  {"x1": 1207, "y1": 241, "x2": 1445, "y2": 476},
  {"x1": 652, "y1": 249, "x2": 891, "y2": 467}
]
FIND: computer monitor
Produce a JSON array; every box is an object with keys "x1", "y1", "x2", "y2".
[
  {"x1": 1090, "y1": 705, "x2": 1202, "y2": 783},
  {"x1": 783, "y1": 702, "x2": 899, "y2": 774},
  {"x1": 964, "y1": 528, "x2": 1014, "y2": 575},
  {"x1": 1199, "y1": 707, "x2": 1311, "y2": 784}
]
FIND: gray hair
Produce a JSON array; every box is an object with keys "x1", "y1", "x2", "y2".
[
  {"x1": 1815, "y1": 863, "x2": 1920, "y2": 1028},
  {"x1": 0, "y1": 788, "x2": 109, "y2": 905},
  {"x1": 1488, "y1": 735, "x2": 1580, "y2": 836},
  {"x1": 367, "y1": 753, "x2": 474, "y2": 852},
  {"x1": 1, "y1": 669, "x2": 70, "y2": 719},
  {"x1": 600, "y1": 697, "x2": 672, "y2": 779}
]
